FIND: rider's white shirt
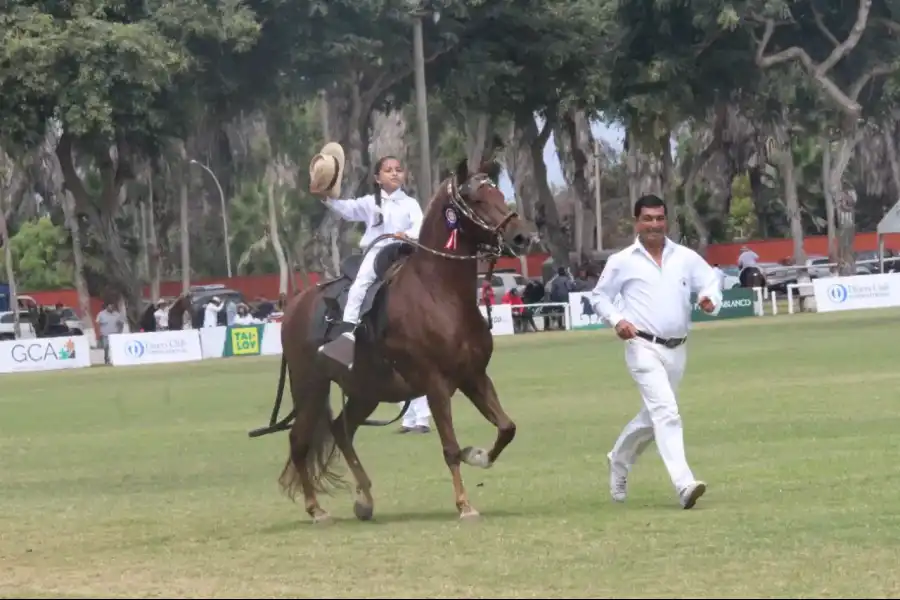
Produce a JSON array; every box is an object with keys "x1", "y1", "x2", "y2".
[
  {"x1": 324, "y1": 188, "x2": 423, "y2": 250},
  {"x1": 591, "y1": 237, "x2": 723, "y2": 340},
  {"x1": 737, "y1": 249, "x2": 759, "y2": 270}
]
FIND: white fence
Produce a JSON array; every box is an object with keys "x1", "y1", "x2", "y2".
[{"x1": 5, "y1": 285, "x2": 816, "y2": 373}]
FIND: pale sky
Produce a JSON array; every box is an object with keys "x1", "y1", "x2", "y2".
[{"x1": 498, "y1": 118, "x2": 626, "y2": 200}]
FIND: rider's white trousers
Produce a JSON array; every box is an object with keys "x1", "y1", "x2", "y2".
[{"x1": 343, "y1": 243, "x2": 385, "y2": 325}]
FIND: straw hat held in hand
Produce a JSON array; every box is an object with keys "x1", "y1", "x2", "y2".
[{"x1": 309, "y1": 142, "x2": 345, "y2": 198}]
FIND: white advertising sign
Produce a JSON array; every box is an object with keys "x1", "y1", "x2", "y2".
[
  {"x1": 568, "y1": 291, "x2": 616, "y2": 330},
  {"x1": 479, "y1": 304, "x2": 515, "y2": 336},
  {"x1": 813, "y1": 273, "x2": 900, "y2": 313},
  {"x1": 199, "y1": 326, "x2": 228, "y2": 359},
  {"x1": 109, "y1": 330, "x2": 203, "y2": 366},
  {"x1": 0, "y1": 335, "x2": 92, "y2": 374},
  {"x1": 261, "y1": 323, "x2": 282, "y2": 355}
]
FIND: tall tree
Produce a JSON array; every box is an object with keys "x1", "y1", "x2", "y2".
[{"x1": 0, "y1": 0, "x2": 260, "y2": 322}]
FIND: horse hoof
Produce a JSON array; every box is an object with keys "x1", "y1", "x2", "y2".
[
  {"x1": 459, "y1": 507, "x2": 481, "y2": 521},
  {"x1": 461, "y1": 446, "x2": 492, "y2": 469},
  {"x1": 311, "y1": 511, "x2": 333, "y2": 525},
  {"x1": 353, "y1": 500, "x2": 374, "y2": 521}
]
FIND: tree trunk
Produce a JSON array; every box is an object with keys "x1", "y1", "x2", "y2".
[
  {"x1": 322, "y1": 79, "x2": 374, "y2": 265},
  {"x1": 147, "y1": 173, "x2": 161, "y2": 302},
  {"x1": 777, "y1": 146, "x2": 806, "y2": 264},
  {"x1": 825, "y1": 132, "x2": 859, "y2": 274},
  {"x1": 503, "y1": 122, "x2": 538, "y2": 221},
  {"x1": 821, "y1": 142, "x2": 837, "y2": 260},
  {"x1": 179, "y1": 146, "x2": 191, "y2": 294},
  {"x1": 62, "y1": 191, "x2": 95, "y2": 343},
  {"x1": 522, "y1": 112, "x2": 570, "y2": 266},
  {"x1": 625, "y1": 127, "x2": 663, "y2": 210},
  {"x1": 556, "y1": 109, "x2": 596, "y2": 264},
  {"x1": 55, "y1": 133, "x2": 144, "y2": 326},
  {"x1": 465, "y1": 111, "x2": 492, "y2": 168},
  {"x1": 266, "y1": 167, "x2": 289, "y2": 295},
  {"x1": 0, "y1": 208, "x2": 20, "y2": 338},
  {"x1": 659, "y1": 130, "x2": 679, "y2": 241}
]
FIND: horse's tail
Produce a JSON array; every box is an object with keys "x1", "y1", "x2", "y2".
[{"x1": 277, "y1": 293, "x2": 345, "y2": 500}]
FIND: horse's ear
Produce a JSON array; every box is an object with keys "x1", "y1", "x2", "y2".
[
  {"x1": 454, "y1": 158, "x2": 469, "y2": 185},
  {"x1": 479, "y1": 160, "x2": 502, "y2": 185}
]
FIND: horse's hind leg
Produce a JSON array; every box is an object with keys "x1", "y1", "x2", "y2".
[
  {"x1": 458, "y1": 373, "x2": 517, "y2": 468},
  {"x1": 281, "y1": 373, "x2": 334, "y2": 524},
  {"x1": 331, "y1": 395, "x2": 379, "y2": 521}
]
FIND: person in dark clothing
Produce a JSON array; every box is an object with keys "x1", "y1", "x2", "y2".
[
  {"x1": 547, "y1": 267, "x2": 574, "y2": 329},
  {"x1": 549, "y1": 267, "x2": 575, "y2": 303}
]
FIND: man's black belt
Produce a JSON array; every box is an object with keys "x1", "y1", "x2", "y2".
[{"x1": 636, "y1": 330, "x2": 687, "y2": 349}]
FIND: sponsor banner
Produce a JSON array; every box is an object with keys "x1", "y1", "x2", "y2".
[
  {"x1": 200, "y1": 323, "x2": 283, "y2": 359},
  {"x1": 261, "y1": 323, "x2": 282, "y2": 355},
  {"x1": 0, "y1": 335, "x2": 92, "y2": 373},
  {"x1": 479, "y1": 304, "x2": 515, "y2": 336},
  {"x1": 568, "y1": 291, "x2": 610, "y2": 330},
  {"x1": 691, "y1": 288, "x2": 756, "y2": 321},
  {"x1": 813, "y1": 273, "x2": 900, "y2": 313},
  {"x1": 109, "y1": 330, "x2": 203, "y2": 366},
  {"x1": 567, "y1": 288, "x2": 754, "y2": 329},
  {"x1": 225, "y1": 324, "x2": 264, "y2": 357}
]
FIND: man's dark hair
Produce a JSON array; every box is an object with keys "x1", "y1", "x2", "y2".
[{"x1": 633, "y1": 194, "x2": 667, "y2": 218}]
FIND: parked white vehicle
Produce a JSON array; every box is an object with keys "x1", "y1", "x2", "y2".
[{"x1": 0, "y1": 310, "x2": 37, "y2": 340}]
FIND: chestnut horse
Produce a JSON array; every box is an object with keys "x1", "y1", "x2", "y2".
[
  {"x1": 256, "y1": 159, "x2": 534, "y2": 523},
  {"x1": 165, "y1": 295, "x2": 193, "y2": 331}
]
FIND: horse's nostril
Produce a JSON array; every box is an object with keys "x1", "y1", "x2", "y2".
[{"x1": 512, "y1": 234, "x2": 526, "y2": 246}]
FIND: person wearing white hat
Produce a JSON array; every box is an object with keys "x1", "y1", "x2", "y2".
[
  {"x1": 308, "y1": 144, "x2": 424, "y2": 357},
  {"x1": 203, "y1": 296, "x2": 224, "y2": 328}
]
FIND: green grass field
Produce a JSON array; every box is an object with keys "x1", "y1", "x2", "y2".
[{"x1": 3, "y1": 310, "x2": 900, "y2": 598}]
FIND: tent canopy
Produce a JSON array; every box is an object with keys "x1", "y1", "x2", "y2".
[{"x1": 877, "y1": 199, "x2": 900, "y2": 234}]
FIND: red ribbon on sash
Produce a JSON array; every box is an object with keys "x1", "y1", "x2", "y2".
[{"x1": 444, "y1": 229, "x2": 458, "y2": 250}]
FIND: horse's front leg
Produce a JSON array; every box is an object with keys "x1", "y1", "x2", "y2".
[
  {"x1": 427, "y1": 388, "x2": 479, "y2": 519},
  {"x1": 458, "y1": 373, "x2": 517, "y2": 468}
]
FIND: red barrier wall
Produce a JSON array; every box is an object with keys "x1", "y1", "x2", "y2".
[
  {"x1": 703, "y1": 232, "x2": 900, "y2": 265},
  {"x1": 23, "y1": 232, "x2": 900, "y2": 320}
]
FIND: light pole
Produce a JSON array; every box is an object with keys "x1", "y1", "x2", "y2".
[
  {"x1": 412, "y1": 5, "x2": 440, "y2": 205},
  {"x1": 593, "y1": 138, "x2": 603, "y2": 251},
  {"x1": 189, "y1": 159, "x2": 233, "y2": 278}
]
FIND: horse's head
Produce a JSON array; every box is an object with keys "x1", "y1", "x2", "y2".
[
  {"x1": 167, "y1": 294, "x2": 189, "y2": 329},
  {"x1": 443, "y1": 158, "x2": 536, "y2": 255}
]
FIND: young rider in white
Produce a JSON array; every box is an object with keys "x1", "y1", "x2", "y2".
[
  {"x1": 318, "y1": 156, "x2": 431, "y2": 431},
  {"x1": 320, "y1": 155, "x2": 423, "y2": 341}
]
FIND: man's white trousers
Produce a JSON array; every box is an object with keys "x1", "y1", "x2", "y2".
[
  {"x1": 610, "y1": 337, "x2": 695, "y2": 493},
  {"x1": 402, "y1": 396, "x2": 432, "y2": 428},
  {"x1": 343, "y1": 244, "x2": 384, "y2": 324}
]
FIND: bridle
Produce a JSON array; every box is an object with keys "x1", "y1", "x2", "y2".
[{"x1": 369, "y1": 173, "x2": 518, "y2": 262}]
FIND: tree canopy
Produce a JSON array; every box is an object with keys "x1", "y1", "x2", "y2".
[{"x1": 2, "y1": 0, "x2": 900, "y2": 321}]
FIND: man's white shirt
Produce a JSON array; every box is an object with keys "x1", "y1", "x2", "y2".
[{"x1": 591, "y1": 238, "x2": 723, "y2": 340}]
